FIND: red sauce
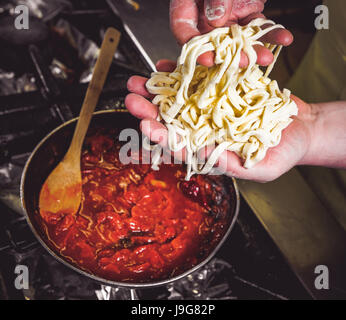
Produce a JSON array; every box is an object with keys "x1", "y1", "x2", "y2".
[{"x1": 38, "y1": 128, "x2": 232, "y2": 283}]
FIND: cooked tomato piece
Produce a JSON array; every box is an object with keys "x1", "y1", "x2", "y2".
[{"x1": 38, "y1": 130, "x2": 231, "y2": 283}]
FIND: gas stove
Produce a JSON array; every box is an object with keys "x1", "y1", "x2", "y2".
[{"x1": 0, "y1": 0, "x2": 337, "y2": 300}]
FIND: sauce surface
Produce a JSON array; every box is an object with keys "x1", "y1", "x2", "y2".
[{"x1": 38, "y1": 128, "x2": 232, "y2": 283}]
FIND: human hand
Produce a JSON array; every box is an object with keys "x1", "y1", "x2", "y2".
[
  {"x1": 170, "y1": 0, "x2": 293, "y2": 67},
  {"x1": 126, "y1": 59, "x2": 315, "y2": 182}
]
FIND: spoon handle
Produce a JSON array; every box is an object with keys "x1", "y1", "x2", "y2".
[{"x1": 68, "y1": 28, "x2": 121, "y2": 159}]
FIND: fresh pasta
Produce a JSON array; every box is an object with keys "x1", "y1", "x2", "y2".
[{"x1": 146, "y1": 18, "x2": 298, "y2": 180}]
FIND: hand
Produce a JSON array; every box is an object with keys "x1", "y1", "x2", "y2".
[
  {"x1": 126, "y1": 59, "x2": 315, "y2": 182},
  {"x1": 170, "y1": 0, "x2": 293, "y2": 67}
]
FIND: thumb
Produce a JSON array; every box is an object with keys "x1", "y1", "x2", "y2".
[{"x1": 204, "y1": 0, "x2": 233, "y2": 27}]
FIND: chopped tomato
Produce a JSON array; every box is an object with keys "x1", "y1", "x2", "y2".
[{"x1": 39, "y1": 131, "x2": 231, "y2": 283}]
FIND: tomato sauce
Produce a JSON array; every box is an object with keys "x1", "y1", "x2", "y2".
[{"x1": 38, "y1": 128, "x2": 232, "y2": 283}]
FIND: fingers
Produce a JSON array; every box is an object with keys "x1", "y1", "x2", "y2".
[
  {"x1": 238, "y1": 12, "x2": 293, "y2": 47},
  {"x1": 239, "y1": 44, "x2": 274, "y2": 68},
  {"x1": 231, "y1": 0, "x2": 265, "y2": 21},
  {"x1": 204, "y1": 0, "x2": 233, "y2": 27},
  {"x1": 140, "y1": 119, "x2": 187, "y2": 162},
  {"x1": 127, "y1": 76, "x2": 152, "y2": 98},
  {"x1": 217, "y1": 149, "x2": 280, "y2": 182},
  {"x1": 126, "y1": 59, "x2": 177, "y2": 120},
  {"x1": 198, "y1": 113, "x2": 308, "y2": 182},
  {"x1": 215, "y1": 150, "x2": 250, "y2": 179},
  {"x1": 156, "y1": 59, "x2": 177, "y2": 72},
  {"x1": 198, "y1": 147, "x2": 245, "y2": 179},
  {"x1": 197, "y1": 51, "x2": 215, "y2": 67},
  {"x1": 125, "y1": 93, "x2": 158, "y2": 120},
  {"x1": 290, "y1": 94, "x2": 311, "y2": 115},
  {"x1": 259, "y1": 27, "x2": 293, "y2": 46},
  {"x1": 199, "y1": 147, "x2": 281, "y2": 182},
  {"x1": 170, "y1": 0, "x2": 201, "y2": 45},
  {"x1": 197, "y1": 44, "x2": 274, "y2": 68},
  {"x1": 141, "y1": 118, "x2": 283, "y2": 182},
  {"x1": 127, "y1": 59, "x2": 176, "y2": 97},
  {"x1": 140, "y1": 119, "x2": 168, "y2": 146},
  {"x1": 238, "y1": 12, "x2": 265, "y2": 26}
]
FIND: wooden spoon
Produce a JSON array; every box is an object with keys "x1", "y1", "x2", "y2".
[{"x1": 39, "y1": 28, "x2": 121, "y2": 217}]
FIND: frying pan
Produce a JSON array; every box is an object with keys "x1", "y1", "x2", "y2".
[{"x1": 20, "y1": 109, "x2": 240, "y2": 288}]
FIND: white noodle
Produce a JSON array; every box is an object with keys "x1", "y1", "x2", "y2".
[{"x1": 146, "y1": 18, "x2": 298, "y2": 180}]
